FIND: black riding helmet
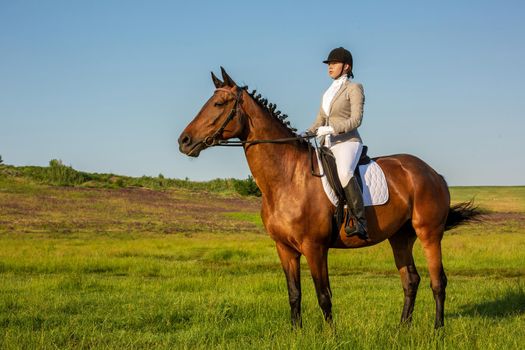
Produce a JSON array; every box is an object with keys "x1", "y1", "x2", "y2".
[{"x1": 323, "y1": 47, "x2": 354, "y2": 78}]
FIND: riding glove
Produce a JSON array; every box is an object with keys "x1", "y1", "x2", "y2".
[{"x1": 316, "y1": 126, "x2": 334, "y2": 137}]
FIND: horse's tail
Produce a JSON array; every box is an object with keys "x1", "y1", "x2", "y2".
[{"x1": 445, "y1": 200, "x2": 482, "y2": 231}]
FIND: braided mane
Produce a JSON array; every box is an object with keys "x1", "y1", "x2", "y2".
[{"x1": 245, "y1": 87, "x2": 302, "y2": 138}]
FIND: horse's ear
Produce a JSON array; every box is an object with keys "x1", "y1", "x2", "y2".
[
  {"x1": 211, "y1": 71, "x2": 223, "y2": 88},
  {"x1": 220, "y1": 66, "x2": 236, "y2": 87}
]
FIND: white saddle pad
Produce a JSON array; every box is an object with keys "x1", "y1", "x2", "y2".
[{"x1": 316, "y1": 152, "x2": 389, "y2": 207}]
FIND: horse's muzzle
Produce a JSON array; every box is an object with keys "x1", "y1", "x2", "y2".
[{"x1": 178, "y1": 132, "x2": 203, "y2": 157}]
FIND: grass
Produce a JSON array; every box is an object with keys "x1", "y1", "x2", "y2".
[
  {"x1": 449, "y1": 186, "x2": 525, "y2": 212},
  {"x1": 0, "y1": 171, "x2": 524, "y2": 349}
]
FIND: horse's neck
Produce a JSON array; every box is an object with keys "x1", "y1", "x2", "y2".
[{"x1": 241, "y1": 100, "x2": 309, "y2": 196}]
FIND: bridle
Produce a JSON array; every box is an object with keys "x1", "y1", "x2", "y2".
[
  {"x1": 197, "y1": 86, "x2": 323, "y2": 177},
  {"x1": 202, "y1": 87, "x2": 245, "y2": 147}
]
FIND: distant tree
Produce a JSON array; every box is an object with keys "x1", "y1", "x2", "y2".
[
  {"x1": 49, "y1": 159, "x2": 63, "y2": 167},
  {"x1": 0, "y1": 154, "x2": 3, "y2": 164}
]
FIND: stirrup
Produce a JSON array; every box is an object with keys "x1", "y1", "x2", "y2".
[{"x1": 345, "y1": 221, "x2": 369, "y2": 241}]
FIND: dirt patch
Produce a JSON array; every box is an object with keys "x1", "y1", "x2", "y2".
[
  {"x1": 480, "y1": 212, "x2": 525, "y2": 223},
  {"x1": 0, "y1": 185, "x2": 263, "y2": 235}
]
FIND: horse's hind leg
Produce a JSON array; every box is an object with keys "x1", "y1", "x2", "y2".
[
  {"x1": 388, "y1": 224, "x2": 421, "y2": 325},
  {"x1": 417, "y1": 227, "x2": 447, "y2": 329}
]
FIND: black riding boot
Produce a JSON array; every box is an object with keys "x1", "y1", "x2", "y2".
[{"x1": 343, "y1": 176, "x2": 369, "y2": 241}]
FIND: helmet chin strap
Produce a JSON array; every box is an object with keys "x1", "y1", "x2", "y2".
[{"x1": 334, "y1": 63, "x2": 346, "y2": 79}]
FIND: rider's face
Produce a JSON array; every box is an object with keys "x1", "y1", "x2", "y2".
[{"x1": 328, "y1": 62, "x2": 350, "y2": 79}]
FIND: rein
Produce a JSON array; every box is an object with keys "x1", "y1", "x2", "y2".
[
  {"x1": 215, "y1": 136, "x2": 315, "y2": 146},
  {"x1": 202, "y1": 86, "x2": 323, "y2": 177}
]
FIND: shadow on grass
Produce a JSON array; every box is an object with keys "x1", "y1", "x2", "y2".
[{"x1": 452, "y1": 286, "x2": 525, "y2": 318}]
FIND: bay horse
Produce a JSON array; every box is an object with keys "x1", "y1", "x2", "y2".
[{"x1": 178, "y1": 68, "x2": 479, "y2": 329}]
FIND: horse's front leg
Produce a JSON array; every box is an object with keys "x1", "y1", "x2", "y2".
[
  {"x1": 304, "y1": 243, "x2": 333, "y2": 324},
  {"x1": 276, "y1": 242, "x2": 302, "y2": 328}
]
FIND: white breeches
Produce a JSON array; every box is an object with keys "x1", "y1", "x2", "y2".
[{"x1": 327, "y1": 139, "x2": 363, "y2": 187}]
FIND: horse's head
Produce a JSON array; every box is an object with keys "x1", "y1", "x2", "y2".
[{"x1": 178, "y1": 67, "x2": 246, "y2": 157}]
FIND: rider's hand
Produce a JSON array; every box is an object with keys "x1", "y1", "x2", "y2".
[
  {"x1": 316, "y1": 126, "x2": 334, "y2": 137},
  {"x1": 300, "y1": 130, "x2": 313, "y2": 138}
]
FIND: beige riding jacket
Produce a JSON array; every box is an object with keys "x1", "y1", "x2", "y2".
[{"x1": 308, "y1": 81, "x2": 365, "y2": 143}]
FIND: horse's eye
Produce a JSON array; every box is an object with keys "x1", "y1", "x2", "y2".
[{"x1": 214, "y1": 101, "x2": 226, "y2": 107}]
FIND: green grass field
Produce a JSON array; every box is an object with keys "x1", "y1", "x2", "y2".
[{"x1": 0, "y1": 171, "x2": 524, "y2": 349}]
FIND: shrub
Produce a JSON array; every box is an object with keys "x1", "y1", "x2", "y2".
[
  {"x1": 43, "y1": 159, "x2": 91, "y2": 186},
  {"x1": 233, "y1": 176, "x2": 261, "y2": 197}
]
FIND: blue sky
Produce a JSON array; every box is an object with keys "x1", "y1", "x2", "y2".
[{"x1": 1, "y1": 0, "x2": 524, "y2": 185}]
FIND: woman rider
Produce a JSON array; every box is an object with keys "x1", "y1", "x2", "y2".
[{"x1": 307, "y1": 47, "x2": 369, "y2": 241}]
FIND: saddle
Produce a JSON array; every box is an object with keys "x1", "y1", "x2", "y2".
[{"x1": 318, "y1": 145, "x2": 370, "y2": 235}]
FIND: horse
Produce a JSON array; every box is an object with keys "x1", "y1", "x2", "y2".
[{"x1": 178, "y1": 67, "x2": 479, "y2": 329}]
